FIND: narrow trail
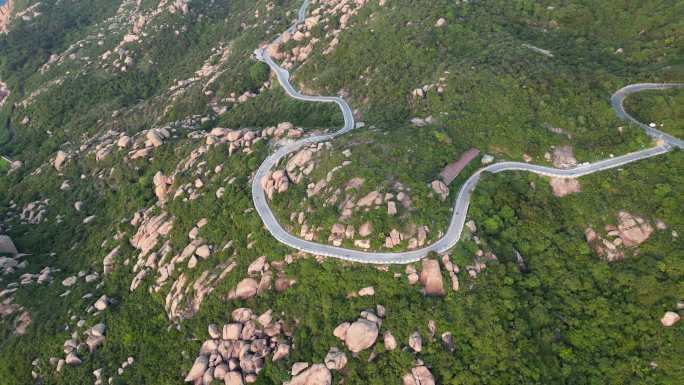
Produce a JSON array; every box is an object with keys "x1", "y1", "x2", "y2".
[{"x1": 251, "y1": 0, "x2": 683, "y2": 264}]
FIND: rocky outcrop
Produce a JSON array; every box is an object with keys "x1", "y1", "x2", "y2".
[
  {"x1": 0, "y1": 234, "x2": 18, "y2": 255},
  {"x1": 585, "y1": 211, "x2": 654, "y2": 262},
  {"x1": 53, "y1": 151, "x2": 67, "y2": 171},
  {"x1": 324, "y1": 347, "x2": 347, "y2": 370},
  {"x1": 549, "y1": 177, "x2": 581, "y2": 197},
  {"x1": 344, "y1": 319, "x2": 378, "y2": 353},
  {"x1": 661, "y1": 311, "x2": 680, "y2": 327},
  {"x1": 402, "y1": 365, "x2": 435, "y2": 385},
  {"x1": 186, "y1": 308, "x2": 291, "y2": 383},
  {"x1": 430, "y1": 180, "x2": 449, "y2": 201},
  {"x1": 419, "y1": 259, "x2": 445, "y2": 296},
  {"x1": 287, "y1": 364, "x2": 331, "y2": 385},
  {"x1": 552, "y1": 146, "x2": 577, "y2": 169}
]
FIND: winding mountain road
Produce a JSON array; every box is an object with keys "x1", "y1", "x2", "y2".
[{"x1": 251, "y1": 0, "x2": 683, "y2": 264}]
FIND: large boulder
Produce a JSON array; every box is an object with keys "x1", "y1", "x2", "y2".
[
  {"x1": 184, "y1": 356, "x2": 208, "y2": 382},
  {"x1": 0, "y1": 235, "x2": 18, "y2": 255},
  {"x1": 419, "y1": 259, "x2": 445, "y2": 296},
  {"x1": 383, "y1": 331, "x2": 397, "y2": 351},
  {"x1": 224, "y1": 371, "x2": 244, "y2": 385},
  {"x1": 54, "y1": 151, "x2": 67, "y2": 171},
  {"x1": 288, "y1": 364, "x2": 331, "y2": 385},
  {"x1": 430, "y1": 180, "x2": 448, "y2": 201},
  {"x1": 402, "y1": 365, "x2": 435, "y2": 385},
  {"x1": 344, "y1": 319, "x2": 378, "y2": 353},
  {"x1": 324, "y1": 347, "x2": 347, "y2": 370},
  {"x1": 661, "y1": 311, "x2": 680, "y2": 327},
  {"x1": 228, "y1": 278, "x2": 258, "y2": 300},
  {"x1": 408, "y1": 331, "x2": 422, "y2": 352},
  {"x1": 617, "y1": 211, "x2": 653, "y2": 247}
]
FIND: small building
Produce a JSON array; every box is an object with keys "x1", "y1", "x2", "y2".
[{"x1": 439, "y1": 148, "x2": 480, "y2": 185}]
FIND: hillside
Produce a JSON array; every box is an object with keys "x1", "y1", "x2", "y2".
[{"x1": 0, "y1": 1, "x2": 683, "y2": 385}]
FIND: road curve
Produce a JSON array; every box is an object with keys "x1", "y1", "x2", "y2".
[
  {"x1": 611, "y1": 83, "x2": 684, "y2": 148},
  {"x1": 251, "y1": 0, "x2": 683, "y2": 264}
]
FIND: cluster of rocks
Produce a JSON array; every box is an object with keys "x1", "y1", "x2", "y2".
[
  {"x1": 19, "y1": 266, "x2": 58, "y2": 285},
  {"x1": 62, "y1": 270, "x2": 103, "y2": 289},
  {"x1": 383, "y1": 225, "x2": 430, "y2": 250},
  {"x1": 56, "y1": 322, "x2": 107, "y2": 370},
  {"x1": 184, "y1": 307, "x2": 292, "y2": 384},
  {"x1": 585, "y1": 211, "x2": 655, "y2": 262},
  {"x1": 165, "y1": 258, "x2": 237, "y2": 321},
  {"x1": 17, "y1": 198, "x2": 49, "y2": 224},
  {"x1": 267, "y1": 0, "x2": 373, "y2": 67},
  {"x1": 227, "y1": 256, "x2": 296, "y2": 301},
  {"x1": 411, "y1": 72, "x2": 450, "y2": 99},
  {"x1": 402, "y1": 256, "x2": 460, "y2": 295},
  {"x1": 430, "y1": 179, "x2": 449, "y2": 201}
]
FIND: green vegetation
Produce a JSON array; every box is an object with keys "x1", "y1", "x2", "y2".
[
  {"x1": 624, "y1": 88, "x2": 684, "y2": 138},
  {"x1": 0, "y1": 0, "x2": 682, "y2": 384}
]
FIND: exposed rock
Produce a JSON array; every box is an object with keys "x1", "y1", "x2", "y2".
[
  {"x1": 333, "y1": 322, "x2": 350, "y2": 340},
  {"x1": 441, "y1": 332, "x2": 455, "y2": 352},
  {"x1": 552, "y1": 146, "x2": 577, "y2": 169},
  {"x1": 617, "y1": 211, "x2": 653, "y2": 247},
  {"x1": 248, "y1": 256, "x2": 267, "y2": 275},
  {"x1": 184, "y1": 356, "x2": 209, "y2": 382},
  {"x1": 358, "y1": 286, "x2": 375, "y2": 296},
  {"x1": 93, "y1": 295, "x2": 109, "y2": 311},
  {"x1": 403, "y1": 365, "x2": 435, "y2": 385},
  {"x1": 273, "y1": 343, "x2": 290, "y2": 361},
  {"x1": 65, "y1": 352, "x2": 81, "y2": 366},
  {"x1": 358, "y1": 222, "x2": 373, "y2": 237},
  {"x1": 661, "y1": 311, "x2": 680, "y2": 327},
  {"x1": 419, "y1": 259, "x2": 445, "y2": 296},
  {"x1": 430, "y1": 180, "x2": 448, "y2": 201},
  {"x1": 54, "y1": 151, "x2": 67, "y2": 171},
  {"x1": 357, "y1": 191, "x2": 381, "y2": 207},
  {"x1": 344, "y1": 319, "x2": 378, "y2": 353},
  {"x1": 232, "y1": 308, "x2": 253, "y2": 322},
  {"x1": 324, "y1": 347, "x2": 347, "y2": 370},
  {"x1": 228, "y1": 278, "x2": 258, "y2": 300},
  {"x1": 549, "y1": 177, "x2": 581, "y2": 197},
  {"x1": 208, "y1": 324, "x2": 221, "y2": 339},
  {"x1": 291, "y1": 362, "x2": 309, "y2": 376},
  {"x1": 0, "y1": 235, "x2": 18, "y2": 255},
  {"x1": 223, "y1": 323, "x2": 243, "y2": 340},
  {"x1": 408, "y1": 331, "x2": 422, "y2": 352},
  {"x1": 383, "y1": 331, "x2": 397, "y2": 351},
  {"x1": 288, "y1": 364, "x2": 331, "y2": 385},
  {"x1": 224, "y1": 371, "x2": 244, "y2": 385},
  {"x1": 62, "y1": 276, "x2": 77, "y2": 287},
  {"x1": 435, "y1": 18, "x2": 447, "y2": 27}
]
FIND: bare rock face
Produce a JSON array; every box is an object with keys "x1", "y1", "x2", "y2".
[
  {"x1": 383, "y1": 331, "x2": 397, "y2": 351},
  {"x1": 0, "y1": 235, "x2": 18, "y2": 255},
  {"x1": 402, "y1": 365, "x2": 435, "y2": 385},
  {"x1": 224, "y1": 371, "x2": 244, "y2": 385},
  {"x1": 419, "y1": 259, "x2": 445, "y2": 296},
  {"x1": 552, "y1": 145, "x2": 577, "y2": 169},
  {"x1": 430, "y1": 180, "x2": 449, "y2": 201},
  {"x1": 357, "y1": 286, "x2": 375, "y2": 296},
  {"x1": 344, "y1": 319, "x2": 378, "y2": 353},
  {"x1": 661, "y1": 311, "x2": 680, "y2": 327},
  {"x1": 408, "y1": 331, "x2": 422, "y2": 352},
  {"x1": 324, "y1": 347, "x2": 347, "y2": 370},
  {"x1": 617, "y1": 211, "x2": 653, "y2": 247},
  {"x1": 549, "y1": 177, "x2": 581, "y2": 197},
  {"x1": 184, "y1": 356, "x2": 208, "y2": 382},
  {"x1": 54, "y1": 151, "x2": 68, "y2": 171},
  {"x1": 228, "y1": 278, "x2": 258, "y2": 300},
  {"x1": 333, "y1": 322, "x2": 350, "y2": 340},
  {"x1": 288, "y1": 364, "x2": 331, "y2": 385},
  {"x1": 359, "y1": 222, "x2": 373, "y2": 237}
]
